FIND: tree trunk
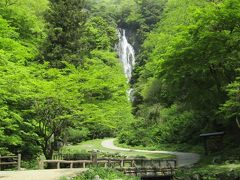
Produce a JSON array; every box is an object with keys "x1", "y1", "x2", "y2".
[
  {"x1": 43, "y1": 138, "x2": 54, "y2": 160},
  {"x1": 43, "y1": 141, "x2": 54, "y2": 169}
]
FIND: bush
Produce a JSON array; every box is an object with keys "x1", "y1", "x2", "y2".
[
  {"x1": 21, "y1": 160, "x2": 39, "y2": 170},
  {"x1": 118, "y1": 104, "x2": 202, "y2": 147},
  {"x1": 175, "y1": 165, "x2": 240, "y2": 180},
  {"x1": 73, "y1": 167, "x2": 140, "y2": 180},
  {"x1": 67, "y1": 127, "x2": 90, "y2": 144},
  {"x1": 53, "y1": 151, "x2": 91, "y2": 160},
  {"x1": 153, "y1": 105, "x2": 198, "y2": 143},
  {"x1": 118, "y1": 119, "x2": 153, "y2": 146}
]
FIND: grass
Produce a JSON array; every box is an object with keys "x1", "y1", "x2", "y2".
[
  {"x1": 114, "y1": 139, "x2": 203, "y2": 154},
  {"x1": 61, "y1": 139, "x2": 175, "y2": 159},
  {"x1": 73, "y1": 167, "x2": 140, "y2": 180},
  {"x1": 175, "y1": 145, "x2": 240, "y2": 179},
  {"x1": 176, "y1": 162, "x2": 240, "y2": 179}
]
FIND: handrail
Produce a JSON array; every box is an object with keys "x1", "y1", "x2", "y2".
[
  {"x1": 0, "y1": 156, "x2": 18, "y2": 159},
  {"x1": 39, "y1": 158, "x2": 177, "y2": 170},
  {"x1": 0, "y1": 154, "x2": 21, "y2": 171}
]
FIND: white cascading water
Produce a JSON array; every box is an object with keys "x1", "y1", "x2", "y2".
[
  {"x1": 117, "y1": 29, "x2": 136, "y2": 82},
  {"x1": 117, "y1": 29, "x2": 135, "y2": 101}
]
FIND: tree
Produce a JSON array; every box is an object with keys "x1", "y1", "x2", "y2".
[
  {"x1": 123, "y1": 0, "x2": 240, "y2": 146},
  {"x1": 221, "y1": 70, "x2": 240, "y2": 129},
  {"x1": 41, "y1": 0, "x2": 86, "y2": 67},
  {"x1": 79, "y1": 17, "x2": 118, "y2": 52},
  {"x1": 30, "y1": 98, "x2": 72, "y2": 159},
  {"x1": 0, "y1": 1, "x2": 47, "y2": 156},
  {"x1": 159, "y1": 0, "x2": 240, "y2": 112}
]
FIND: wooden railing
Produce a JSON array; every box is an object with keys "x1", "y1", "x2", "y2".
[
  {"x1": 39, "y1": 158, "x2": 177, "y2": 170},
  {"x1": 39, "y1": 159, "x2": 91, "y2": 169},
  {"x1": 52, "y1": 153, "x2": 90, "y2": 160},
  {"x1": 0, "y1": 154, "x2": 21, "y2": 171},
  {"x1": 117, "y1": 167, "x2": 175, "y2": 176},
  {"x1": 104, "y1": 158, "x2": 177, "y2": 176}
]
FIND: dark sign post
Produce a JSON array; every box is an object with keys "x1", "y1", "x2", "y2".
[{"x1": 200, "y1": 131, "x2": 225, "y2": 155}]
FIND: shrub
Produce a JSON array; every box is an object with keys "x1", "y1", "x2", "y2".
[
  {"x1": 67, "y1": 127, "x2": 90, "y2": 144},
  {"x1": 118, "y1": 120, "x2": 153, "y2": 147},
  {"x1": 153, "y1": 105, "x2": 197, "y2": 143},
  {"x1": 73, "y1": 167, "x2": 140, "y2": 180}
]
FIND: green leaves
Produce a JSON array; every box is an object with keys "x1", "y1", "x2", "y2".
[
  {"x1": 81, "y1": 17, "x2": 118, "y2": 51},
  {"x1": 125, "y1": 0, "x2": 240, "y2": 146},
  {"x1": 0, "y1": 0, "x2": 137, "y2": 158},
  {"x1": 220, "y1": 72, "x2": 240, "y2": 125},
  {"x1": 41, "y1": 0, "x2": 86, "y2": 67}
]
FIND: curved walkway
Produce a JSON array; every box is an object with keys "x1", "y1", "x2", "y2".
[
  {"x1": 101, "y1": 139, "x2": 200, "y2": 167},
  {"x1": 0, "y1": 168, "x2": 87, "y2": 180}
]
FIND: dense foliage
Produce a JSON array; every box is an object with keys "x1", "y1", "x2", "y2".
[
  {"x1": 40, "y1": 0, "x2": 86, "y2": 67},
  {"x1": 73, "y1": 167, "x2": 139, "y2": 180},
  {"x1": 0, "y1": 0, "x2": 48, "y2": 156},
  {"x1": 0, "y1": 0, "x2": 240, "y2": 165},
  {"x1": 0, "y1": 0, "x2": 133, "y2": 158},
  {"x1": 121, "y1": 0, "x2": 240, "y2": 148}
]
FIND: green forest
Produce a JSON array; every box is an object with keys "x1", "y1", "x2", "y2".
[{"x1": 0, "y1": 0, "x2": 240, "y2": 179}]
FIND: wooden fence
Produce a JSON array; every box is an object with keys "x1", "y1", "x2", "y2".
[
  {"x1": 117, "y1": 167, "x2": 175, "y2": 176},
  {"x1": 39, "y1": 157, "x2": 177, "y2": 175},
  {"x1": 52, "y1": 153, "x2": 90, "y2": 160},
  {"x1": 0, "y1": 154, "x2": 21, "y2": 171}
]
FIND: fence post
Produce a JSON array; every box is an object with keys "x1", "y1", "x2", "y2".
[
  {"x1": 158, "y1": 160, "x2": 161, "y2": 168},
  {"x1": 17, "y1": 154, "x2": 21, "y2": 170},
  {"x1": 175, "y1": 158, "x2": 179, "y2": 168},
  {"x1": 91, "y1": 152, "x2": 97, "y2": 166},
  {"x1": 57, "y1": 162, "x2": 60, "y2": 169},
  {"x1": 141, "y1": 159, "x2": 144, "y2": 168},
  {"x1": 131, "y1": 160, "x2": 135, "y2": 167},
  {"x1": 174, "y1": 160, "x2": 177, "y2": 168},
  {"x1": 38, "y1": 156, "x2": 45, "y2": 169},
  {"x1": 121, "y1": 160, "x2": 124, "y2": 167},
  {"x1": 39, "y1": 160, "x2": 44, "y2": 169}
]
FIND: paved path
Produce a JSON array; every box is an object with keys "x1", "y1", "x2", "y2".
[
  {"x1": 0, "y1": 168, "x2": 87, "y2": 180},
  {"x1": 101, "y1": 139, "x2": 200, "y2": 167}
]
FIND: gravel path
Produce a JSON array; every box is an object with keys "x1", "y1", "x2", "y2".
[
  {"x1": 0, "y1": 168, "x2": 87, "y2": 180},
  {"x1": 101, "y1": 139, "x2": 200, "y2": 167}
]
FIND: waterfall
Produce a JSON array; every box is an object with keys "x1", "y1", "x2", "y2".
[
  {"x1": 117, "y1": 29, "x2": 135, "y2": 101},
  {"x1": 117, "y1": 29, "x2": 135, "y2": 82}
]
